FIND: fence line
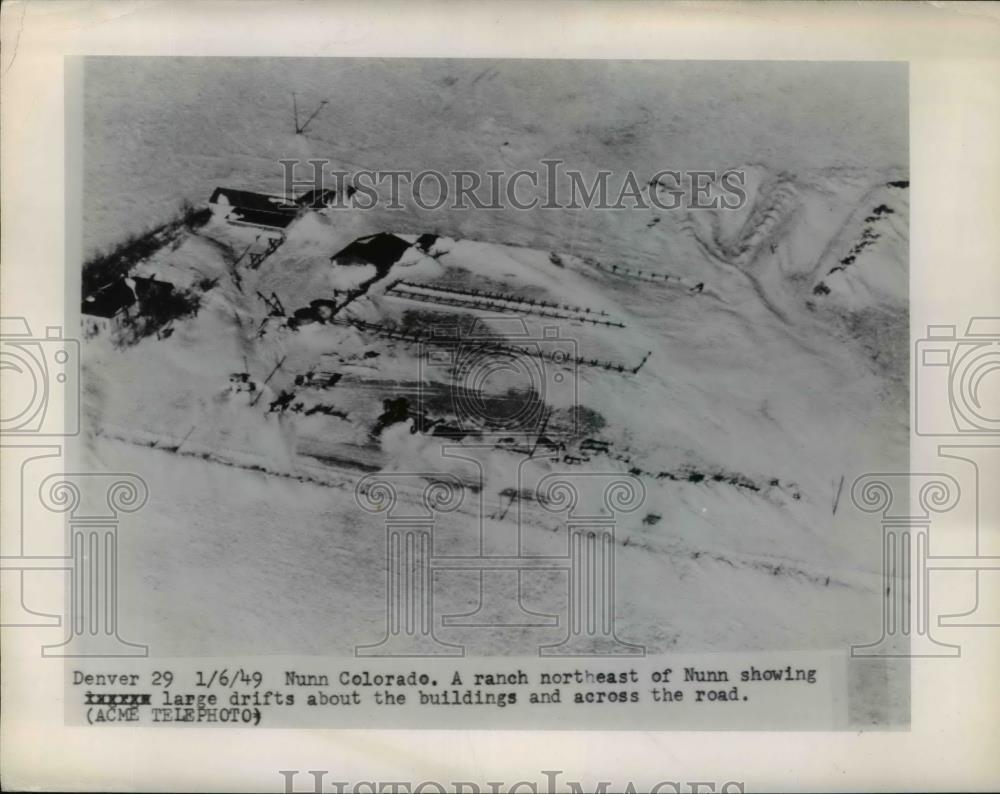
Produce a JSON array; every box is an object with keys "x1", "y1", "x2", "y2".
[
  {"x1": 590, "y1": 261, "x2": 704, "y2": 293},
  {"x1": 386, "y1": 282, "x2": 626, "y2": 328},
  {"x1": 331, "y1": 316, "x2": 651, "y2": 375},
  {"x1": 392, "y1": 280, "x2": 615, "y2": 314}
]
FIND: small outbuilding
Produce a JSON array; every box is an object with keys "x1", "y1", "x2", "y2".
[
  {"x1": 209, "y1": 187, "x2": 299, "y2": 231},
  {"x1": 330, "y1": 233, "x2": 412, "y2": 270},
  {"x1": 82, "y1": 278, "x2": 136, "y2": 320}
]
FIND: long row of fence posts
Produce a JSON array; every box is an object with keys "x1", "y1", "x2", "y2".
[
  {"x1": 592, "y1": 259, "x2": 701, "y2": 284},
  {"x1": 385, "y1": 282, "x2": 626, "y2": 328},
  {"x1": 332, "y1": 316, "x2": 653, "y2": 375},
  {"x1": 391, "y1": 280, "x2": 613, "y2": 315}
]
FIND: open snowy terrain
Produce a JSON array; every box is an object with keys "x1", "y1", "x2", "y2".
[{"x1": 79, "y1": 59, "x2": 908, "y2": 710}]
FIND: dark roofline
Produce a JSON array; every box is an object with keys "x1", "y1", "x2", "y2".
[
  {"x1": 210, "y1": 187, "x2": 300, "y2": 214},
  {"x1": 82, "y1": 278, "x2": 135, "y2": 318},
  {"x1": 224, "y1": 207, "x2": 296, "y2": 230},
  {"x1": 330, "y1": 233, "x2": 412, "y2": 268}
]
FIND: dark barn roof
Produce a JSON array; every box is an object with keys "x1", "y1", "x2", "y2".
[
  {"x1": 82, "y1": 279, "x2": 135, "y2": 318},
  {"x1": 226, "y1": 207, "x2": 295, "y2": 229},
  {"x1": 330, "y1": 233, "x2": 412, "y2": 269},
  {"x1": 210, "y1": 187, "x2": 299, "y2": 230},
  {"x1": 210, "y1": 187, "x2": 298, "y2": 213}
]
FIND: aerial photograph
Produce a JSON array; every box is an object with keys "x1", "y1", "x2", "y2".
[{"x1": 78, "y1": 57, "x2": 908, "y2": 722}]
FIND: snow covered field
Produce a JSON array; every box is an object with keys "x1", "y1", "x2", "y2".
[{"x1": 79, "y1": 59, "x2": 908, "y2": 719}]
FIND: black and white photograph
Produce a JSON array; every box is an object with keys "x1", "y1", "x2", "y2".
[
  {"x1": 73, "y1": 56, "x2": 908, "y2": 724},
  {"x1": 2, "y1": 2, "x2": 998, "y2": 790}
]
